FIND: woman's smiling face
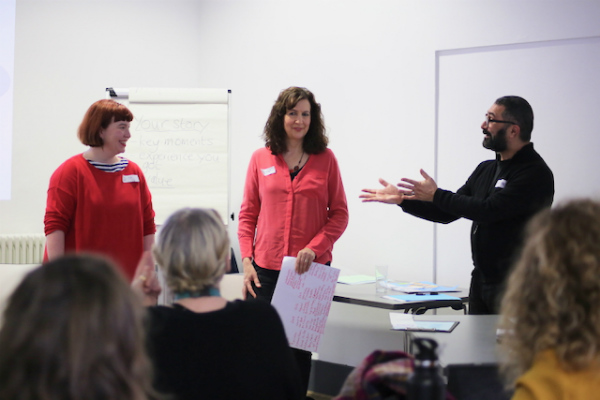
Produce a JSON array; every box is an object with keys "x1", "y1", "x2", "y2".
[
  {"x1": 100, "y1": 118, "x2": 131, "y2": 155},
  {"x1": 283, "y1": 99, "x2": 311, "y2": 144}
]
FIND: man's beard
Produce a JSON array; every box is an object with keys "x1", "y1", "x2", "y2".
[{"x1": 482, "y1": 127, "x2": 507, "y2": 152}]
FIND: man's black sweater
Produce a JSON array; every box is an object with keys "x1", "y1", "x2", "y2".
[{"x1": 401, "y1": 143, "x2": 554, "y2": 283}]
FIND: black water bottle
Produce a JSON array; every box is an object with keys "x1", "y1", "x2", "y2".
[{"x1": 407, "y1": 337, "x2": 445, "y2": 400}]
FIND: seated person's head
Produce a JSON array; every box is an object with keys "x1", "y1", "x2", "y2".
[
  {"x1": 153, "y1": 208, "x2": 230, "y2": 297},
  {"x1": 0, "y1": 254, "x2": 157, "y2": 400},
  {"x1": 500, "y1": 199, "x2": 600, "y2": 384}
]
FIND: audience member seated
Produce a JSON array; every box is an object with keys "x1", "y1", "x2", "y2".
[
  {"x1": 135, "y1": 207, "x2": 304, "y2": 400},
  {"x1": 499, "y1": 199, "x2": 600, "y2": 400},
  {"x1": 333, "y1": 349, "x2": 456, "y2": 400},
  {"x1": 0, "y1": 254, "x2": 159, "y2": 400}
]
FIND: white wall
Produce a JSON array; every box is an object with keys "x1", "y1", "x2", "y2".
[
  {"x1": 0, "y1": 0, "x2": 16, "y2": 201},
  {"x1": 436, "y1": 37, "x2": 600, "y2": 287},
  {"x1": 3, "y1": 0, "x2": 600, "y2": 288}
]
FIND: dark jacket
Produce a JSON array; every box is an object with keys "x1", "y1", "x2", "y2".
[{"x1": 401, "y1": 143, "x2": 554, "y2": 283}]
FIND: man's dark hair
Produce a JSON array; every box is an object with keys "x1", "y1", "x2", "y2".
[{"x1": 495, "y1": 96, "x2": 534, "y2": 142}]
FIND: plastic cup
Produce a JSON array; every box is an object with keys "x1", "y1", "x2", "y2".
[{"x1": 375, "y1": 265, "x2": 389, "y2": 294}]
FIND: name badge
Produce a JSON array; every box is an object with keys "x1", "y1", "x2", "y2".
[
  {"x1": 495, "y1": 179, "x2": 507, "y2": 189},
  {"x1": 123, "y1": 174, "x2": 140, "y2": 183},
  {"x1": 261, "y1": 166, "x2": 276, "y2": 176}
]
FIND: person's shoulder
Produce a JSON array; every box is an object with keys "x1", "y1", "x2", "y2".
[
  {"x1": 231, "y1": 299, "x2": 281, "y2": 320},
  {"x1": 122, "y1": 158, "x2": 144, "y2": 173},
  {"x1": 248, "y1": 147, "x2": 274, "y2": 163},
  {"x1": 517, "y1": 350, "x2": 565, "y2": 387},
  {"x1": 50, "y1": 154, "x2": 87, "y2": 178},
  {"x1": 147, "y1": 305, "x2": 176, "y2": 320},
  {"x1": 231, "y1": 300, "x2": 290, "y2": 342},
  {"x1": 517, "y1": 143, "x2": 545, "y2": 163},
  {"x1": 253, "y1": 147, "x2": 271, "y2": 157},
  {"x1": 231, "y1": 298, "x2": 275, "y2": 311},
  {"x1": 123, "y1": 157, "x2": 140, "y2": 168},
  {"x1": 515, "y1": 144, "x2": 554, "y2": 178},
  {"x1": 57, "y1": 154, "x2": 86, "y2": 169},
  {"x1": 146, "y1": 305, "x2": 187, "y2": 332},
  {"x1": 472, "y1": 158, "x2": 496, "y2": 172},
  {"x1": 477, "y1": 157, "x2": 496, "y2": 166},
  {"x1": 514, "y1": 350, "x2": 565, "y2": 400},
  {"x1": 310, "y1": 148, "x2": 339, "y2": 166},
  {"x1": 314, "y1": 147, "x2": 335, "y2": 158},
  {"x1": 526, "y1": 144, "x2": 553, "y2": 170}
]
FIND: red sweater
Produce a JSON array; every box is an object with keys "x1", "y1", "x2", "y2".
[
  {"x1": 238, "y1": 147, "x2": 349, "y2": 270},
  {"x1": 44, "y1": 154, "x2": 156, "y2": 280}
]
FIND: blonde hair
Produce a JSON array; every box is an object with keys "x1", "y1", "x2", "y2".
[
  {"x1": 153, "y1": 208, "x2": 230, "y2": 294},
  {"x1": 499, "y1": 199, "x2": 600, "y2": 386}
]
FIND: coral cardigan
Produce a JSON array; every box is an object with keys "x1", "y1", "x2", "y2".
[{"x1": 238, "y1": 147, "x2": 348, "y2": 270}]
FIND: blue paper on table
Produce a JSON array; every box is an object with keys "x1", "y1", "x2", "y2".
[
  {"x1": 387, "y1": 281, "x2": 458, "y2": 293},
  {"x1": 384, "y1": 293, "x2": 461, "y2": 303}
]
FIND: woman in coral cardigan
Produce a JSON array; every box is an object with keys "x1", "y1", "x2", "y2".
[{"x1": 238, "y1": 86, "x2": 349, "y2": 397}]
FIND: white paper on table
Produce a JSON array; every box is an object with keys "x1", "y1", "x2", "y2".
[
  {"x1": 389, "y1": 312, "x2": 459, "y2": 332},
  {"x1": 389, "y1": 312, "x2": 418, "y2": 329},
  {"x1": 271, "y1": 256, "x2": 340, "y2": 353}
]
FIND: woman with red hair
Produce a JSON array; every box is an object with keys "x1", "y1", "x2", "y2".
[{"x1": 44, "y1": 99, "x2": 155, "y2": 280}]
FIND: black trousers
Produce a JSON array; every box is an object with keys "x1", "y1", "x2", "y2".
[
  {"x1": 249, "y1": 262, "x2": 312, "y2": 395},
  {"x1": 468, "y1": 269, "x2": 504, "y2": 315}
]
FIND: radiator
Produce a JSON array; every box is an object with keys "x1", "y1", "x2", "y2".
[{"x1": 0, "y1": 234, "x2": 46, "y2": 264}]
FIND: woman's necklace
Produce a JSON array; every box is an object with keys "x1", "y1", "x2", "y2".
[
  {"x1": 291, "y1": 151, "x2": 305, "y2": 172},
  {"x1": 174, "y1": 287, "x2": 221, "y2": 300}
]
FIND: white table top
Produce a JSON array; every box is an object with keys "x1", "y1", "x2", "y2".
[
  {"x1": 410, "y1": 314, "x2": 500, "y2": 366},
  {"x1": 318, "y1": 300, "x2": 499, "y2": 368}
]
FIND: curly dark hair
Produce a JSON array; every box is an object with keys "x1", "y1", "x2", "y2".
[{"x1": 263, "y1": 87, "x2": 328, "y2": 154}]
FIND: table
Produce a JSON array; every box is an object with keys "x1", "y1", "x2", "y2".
[
  {"x1": 318, "y1": 301, "x2": 411, "y2": 367},
  {"x1": 410, "y1": 315, "x2": 510, "y2": 400},
  {"x1": 333, "y1": 282, "x2": 469, "y2": 314},
  {"x1": 317, "y1": 304, "x2": 498, "y2": 368},
  {"x1": 311, "y1": 303, "x2": 504, "y2": 397},
  {"x1": 311, "y1": 301, "x2": 410, "y2": 395},
  {"x1": 409, "y1": 314, "x2": 499, "y2": 365}
]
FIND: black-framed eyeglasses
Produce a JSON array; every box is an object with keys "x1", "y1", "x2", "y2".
[{"x1": 484, "y1": 117, "x2": 516, "y2": 125}]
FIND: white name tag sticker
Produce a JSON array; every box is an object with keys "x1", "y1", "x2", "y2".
[
  {"x1": 261, "y1": 166, "x2": 276, "y2": 176},
  {"x1": 123, "y1": 174, "x2": 140, "y2": 183},
  {"x1": 495, "y1": 179, "x2": 507, "y2": 189}
]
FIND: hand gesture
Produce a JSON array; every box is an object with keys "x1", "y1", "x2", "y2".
[
  {"x1": 399, "y1": 169, "x2": 437, "y2": 202},
  {"x1": 360, "y1": 178, "x2": 406, "y2": 204}
]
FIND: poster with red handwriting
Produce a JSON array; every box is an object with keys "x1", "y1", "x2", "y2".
[{"x1": 271, "y1": 256, "x2": 340, "y2": 352}]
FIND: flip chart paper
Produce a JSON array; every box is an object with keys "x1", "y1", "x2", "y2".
[{"x1": 271, "y1": 257, "x2": 340, "y2": 352}]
